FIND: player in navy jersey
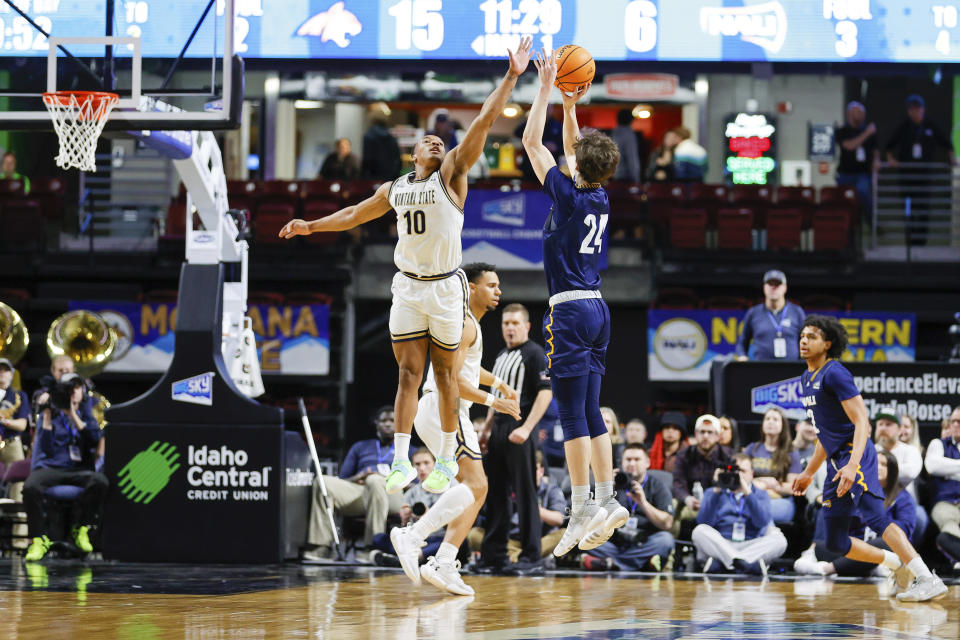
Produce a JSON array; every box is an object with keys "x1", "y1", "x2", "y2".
[
  {"x1": 792, "y1": 315, "x2": 946, "y2": 601},
  {"x1": 521, "y1": 48, "x2": 628, "y2": 556}
]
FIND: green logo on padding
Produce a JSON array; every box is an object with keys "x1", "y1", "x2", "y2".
[{"x1": 117, "y1": 441, "x2": 181, "y2": 504}]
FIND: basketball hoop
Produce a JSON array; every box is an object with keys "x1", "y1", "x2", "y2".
[{"x1": 42, "y1": 91, "x2": 119, "y2": 172}]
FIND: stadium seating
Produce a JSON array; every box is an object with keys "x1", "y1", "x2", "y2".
[
  {"x1": 687, "y1": 183, "x2": 729, "y2": 229},
  {"x1": 811, "y1": 209, "x2": 850, "y2": 251},
  {"x1": 765, "y1": 208, "x2": 803, "y2": 251},
  {"x1": 716, "y1": 208, "x2": 754, "y2": 249},
  {"x1": 669, "y1": 208, "x2": 707, "y2": 249}
]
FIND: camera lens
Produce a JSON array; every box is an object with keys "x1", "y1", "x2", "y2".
[
  {"x1": 614, "y1": 471, "x2": 631, "y2": 490},
  {"x1": 411, "y1": 502, "x2": 427, "y2": 516}
]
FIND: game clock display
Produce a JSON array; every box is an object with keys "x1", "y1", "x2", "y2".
[{"x1": 3, "y1": 0, "x2": 960, "y2": 62}]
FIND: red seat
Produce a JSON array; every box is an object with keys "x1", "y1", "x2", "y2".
[
  {"x1": 652, "y1": 287, "x2": 700, "y2": 309},
  {"x1": 644, "y1": 183, "x2": 686, "y2": 230},
  {"x1": 819, "y1": 185, "x2": 859, "y2": 227},
  {"x1": 227, "y1": 179, "x2": 262, "y2": 215},
  {"x1": 776, "y1": 186, "x2": 816, "y2": 228},
  {"x1": 765, "y1": 208, "x2": 803, "y2": 251},
  {"x1": 606, "y1": 182, "x2": 646, "y2": 233},
  {"x1": 31, "y1": 176, "x2": 67, "y2": 220},
  {"x1": 165, "y1": 201, "x2": 187, "y2": 237},
  {"x1": 730, "y1": 184, "x2": 771, "y2": 227},
  {"x1": 1, "y1": 199, "x2": 44, "y2": 249},
  {"x1": 703, "y1": 295, "x2": 753, "y2": 310},
  {"x1": 0, "y1": 179, "x2": 26, "y2": 198},
  {"x1": 669, "y1": 208, "x2": 707, "y2": 249},
  {"x1": 799, "y1": 294, "x2": 850, "y2": 312},
  {"x1": 812, "y1": 209, "x2": 850, "y2": 251},
  {"x1": 341, "y1": 180, "x2": 383, "y2": 206},
  {"x1": 687, "y1": 183, "x2": 729, "y2": 228},
  {"x1": 716, "y1": 208, "x2": 754, "y2": 249}
]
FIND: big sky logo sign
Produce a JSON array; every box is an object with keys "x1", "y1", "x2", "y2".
[{"x1": 751, "y1": 376, "x2": 805, "y2": 419}]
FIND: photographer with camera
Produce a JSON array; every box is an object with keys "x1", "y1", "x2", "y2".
[
  {"x1": 581, "y1": 444, "x2": 674, "y2": 571},
  {"x1": 691, "y1": 453, "x2": 787, "y2": 575},
  {"x1": 23, "y1": 374, "x2": 108, "y2": 562}
]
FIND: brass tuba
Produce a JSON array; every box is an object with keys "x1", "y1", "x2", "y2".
[
  {"x1": 46, "y1": 310, "x2": 117, "y2": 378},
  {"x1": 0, "y1": 301, "x2": 29, "y2": 365}
]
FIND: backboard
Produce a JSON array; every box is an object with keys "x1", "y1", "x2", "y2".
[{"x1": 0, "y1": 0, "x2": 242, "y2": 131}]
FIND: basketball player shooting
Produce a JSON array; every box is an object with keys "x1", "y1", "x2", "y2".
[
  {"x1": 520, "y1": 48, "x2": 628, "y2": 556},
  {"x1": 280, "y1": 36, "x2": 533, "y2": 498}
]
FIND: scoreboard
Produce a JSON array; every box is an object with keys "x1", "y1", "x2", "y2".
[{"x1": 3, "y1": 0, "x2": 960, "y2": 62}]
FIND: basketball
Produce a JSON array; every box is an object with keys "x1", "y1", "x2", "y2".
[{"x1": 554, "y1": 45, "x2": 595, "y2": 93}]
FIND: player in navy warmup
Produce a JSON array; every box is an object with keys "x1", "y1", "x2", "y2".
[
  {"x1": 792, "y1": 315, "x2": 946, "y2": 601},
  {"x1": 521, "y1": 48, "x2": 628, "y2": 556}
]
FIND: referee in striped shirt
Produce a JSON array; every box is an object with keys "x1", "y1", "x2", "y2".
[{"x1": 479, "y1": 303, "x2": 553, "y2": 574}]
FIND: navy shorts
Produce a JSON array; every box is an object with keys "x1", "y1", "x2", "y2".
[
  {"x1": 542, "y1": 298, "x2": 610, "y2": 378},
  {"x1": 821, "y1": 443, "x2": 885, "y2": 518}
]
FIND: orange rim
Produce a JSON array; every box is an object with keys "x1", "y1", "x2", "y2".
[{"x1": 42, "y1": 91, "x2": 119, "y2": 120}]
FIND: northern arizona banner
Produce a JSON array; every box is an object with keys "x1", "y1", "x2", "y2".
[
  {"x1": 462, "y1": 189, "x2": 608, "y2": 271},
  {"x1": 69, "y1": 301, "x2": 330, "y2": 375},
  {"x1": 648, "y1": 310, "x2": 916, "y2": 381}
]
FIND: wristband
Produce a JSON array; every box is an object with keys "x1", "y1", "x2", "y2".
[{"x1": 482, "y1": 392, "x2": 495, "y2": 406}]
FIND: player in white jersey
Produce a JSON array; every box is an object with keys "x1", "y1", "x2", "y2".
[
  {"x1": 390, "y1": 263, "x2": 520, "y2": 596},
  {"x1": 281, "y1": 37, "x2": 533, "y2": 497}
]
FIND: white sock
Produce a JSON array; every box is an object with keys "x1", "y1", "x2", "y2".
[
  {"x1": 439, "y1": 430, "x2": 457, "y2": 460},
  {"x1": 595, "y1": 480, "x2": 614, "y2": 503},
  {"x1": 412, "y1": 483, "x2": 474, "y2": 540},
  {"x1": 393, "y1": 433, "x2": 410, "y2": 463},
  {"x1": 571, "y1": 485, "x2": 590, "y2": 513},
  {"x1": 881, "y1": 549, "x2": 901, "y2": 571},
  {"x1": 436, "y1": 542, "x2": 458, "y2": 565},
  {"x1": 907, "y1": 556, "x2": 932, "y2": 579}
]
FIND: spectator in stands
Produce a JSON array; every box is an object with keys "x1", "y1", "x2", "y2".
[
  {"x1": 718, "y1": 415, "x2": 740, "y2": 452},
  {"x1": 0, "y1": 151, "x2": 30, "y2": 193},
  {"x1": 623, "y1": 418, "x2": 648, "y2": 447},
  {"x1": 611, "y1": 109, "x2": 641, "y2": 183},
  {"x1": 646, "y1": 129, "x2": 679, "y2": 183},
  {"x1": 0, "y1": 358, "x2": 29, "y2": 501},
  {"x1": 671, "y1": 127, "x2": 708, "y2": 183},
  {"x1": 899, "y1": 413, "x2": 923, "y2": 453},
  {"x1": 361, "y1": 103, "x2": 401, "y2": 180},
  {"x1": 835, "y1": 101, "x2": 879, "y2": 223},
  {"x1": 942, "y1": 416, "x2": 952, "y2": 439},
  {"x1": 735, "y1": 270, "x2": 806, "y2": 361},
  {"x1": 304, "y1": 405, "x2": 406, "y2": 562},
  {"x1": 508, "y1": 450, "x2": 566, "y2": 563},
  {"x1": 649, "y1": 411, "x2": 687, "y2": 473},
  {"x1": 581, "y1": 444, "x2": 675, "y2": 571},
  {"x1": 874, "y1": 407, "x2": 927, "y2": 545},
  {"x1": 924, "y1": 406, "x2": 960, "y2": 565},
  {"x1": 601, "y1": 406, "x2": 623, "y2": 462},
  {"x1": 795, "y1": 449, "x2": 916, "y2": 577},
  {"x1": 370, "y1": 447, "x2": 446, "y2": 567},
  {"x1": 673, "y1": 415, "x2": 734, "y2": 533},
  {"x1": 692, "y1": 453, "x2": 787, "y2": 575},
  {"x1": 792, "y1": 417, "x2": 818, "y2": 464},
  {"x1": 319, "y1": 138, "x2": 360, "y2": 180},
  {"x1": 744, "y1": 408, "x2": 801, "y2": 524},
  {"x1": 885, "y1": 95, "x2": 955, "y2": 245},
  {"x1": 537, "y1": 400, "x2": 565, "y2": 468},
  {"x1": 23, "y1": 374, "x2": 107, "y2": 562}
]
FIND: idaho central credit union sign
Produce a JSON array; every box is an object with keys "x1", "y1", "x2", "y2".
[
  {"x1": 648, "y1": 309, "x2": 916, "y2": 381},
  {"x1": 69, "y1": 300, "x2": 330, "y2": 375}
]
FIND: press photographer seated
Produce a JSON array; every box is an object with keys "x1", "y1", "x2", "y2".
[
  {"x1": 581, "y1": 444, "x2": 674, "y2": 572},
  {"x1": 691, "y1": 453, "x2": 787, "y2": 575},
  {"x1": 23, "y1": 374, "x2": 108, "y2": 562}
]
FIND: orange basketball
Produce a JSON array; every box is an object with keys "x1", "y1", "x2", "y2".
[{"x1": 554, "y1": 45, "x2": 595, "y2": 93}]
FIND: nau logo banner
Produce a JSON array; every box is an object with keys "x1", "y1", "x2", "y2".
[
  {"x1": 172, "y1": 372, "x2": 214, "y2": 406},
  {"x1": 649, "y1": 309, "x2": 916, "y2": 382},
  {"x1": 117, "y1": 441, "x2": 181, "y2": 504},
  {"x1": 69, "y1": 300, "x2": 330, "y2": 375},
  {"x1": 751, "y1": 376, "x2": 805, "y2": 420}
]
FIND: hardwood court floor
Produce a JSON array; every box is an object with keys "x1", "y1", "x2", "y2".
[{"x1": 0, "y1": 561, "x2": 957, "y2": 639}]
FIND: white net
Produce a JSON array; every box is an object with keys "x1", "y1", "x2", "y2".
[{"x1": 42, "y1": 92, "x2": 119, "y2": 172}]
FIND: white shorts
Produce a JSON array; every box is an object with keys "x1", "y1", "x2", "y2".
[
  {"x1": 413, "y1": 391, "x2": 481, "y2": 461},
  {"x1": 389, "y1": 270, "x2": 467, "y2": 350}
]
